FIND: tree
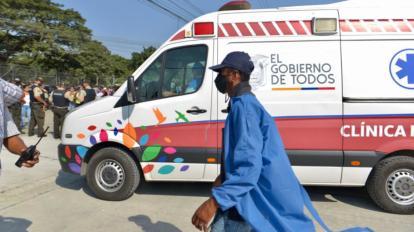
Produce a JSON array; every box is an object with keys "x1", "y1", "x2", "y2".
[
  {"x1": 0, "y1": 0, "x2": 156, "y2": 85},
  {"x1": 0, "y1": 0, "x2": 91, "y2": 69},
  {"x1": 129, "y1": 46, "x2": 156, "y2": 70}
]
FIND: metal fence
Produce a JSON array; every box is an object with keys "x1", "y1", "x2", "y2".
[{"x1": 0, "y1": 63, "x2": 110, "y2": 86}]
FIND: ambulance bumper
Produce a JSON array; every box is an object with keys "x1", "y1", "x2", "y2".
[{"x1": 58, "y1": 144, "x2": 85, "y2": 175}]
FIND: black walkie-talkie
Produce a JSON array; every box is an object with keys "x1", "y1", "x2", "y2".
[{"x1": 15, "y1": 127, "x2": 49, "y2": 168}]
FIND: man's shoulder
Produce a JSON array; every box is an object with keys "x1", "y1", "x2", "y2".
[
  {"x1": 233, "y1": 94, "x2": 260, "y2": 105},
  {"x1": 231, "y1": 94, "x2": 262, "y2": 113}
]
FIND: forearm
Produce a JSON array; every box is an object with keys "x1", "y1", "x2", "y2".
[
  {"x1": 35, "y1": 96, "x2": 47, "y2": 105},
  {"x1": 3, "y1": 135, "x2": 27, "y2": 155}
]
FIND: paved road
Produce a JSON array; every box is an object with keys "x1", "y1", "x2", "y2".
[{"x1": 0, "y1": 115, "x2": 413, "y2": 232}]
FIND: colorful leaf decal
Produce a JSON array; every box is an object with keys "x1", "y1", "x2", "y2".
[
  {"x1": 158, "y1": 165, "x2": 175, "y2": 174},
  {"x1": 77, "y1": 133, "x2": 85, "y2": 139},
  {"x1": 76, "y1": 146, "x2": 88, "y2": 159},
  {"x1": 158, "y1": 155, "x2": 168, "y2": 162},
  {"x1": 64, "y1": 145, "x2": 71, "y2": 159},
  {"x1": 180, "y1": 165, "x2": 189, "y2": 172},
  {"x1": 143, "y1": 164, "x2": 154, "y2": 174},
  {"x1": 68, "y1": 162, "x2": 81, "y2": 174},
  {"x1": 164, "y1": 147, "x2": 176, "y2": 155},
  {"x1": 124, "y1": 122, "x2": 137, "y2": 141},
  {"x1": 139, "y1": 134, "x2": 149, "y2": 146},
  {"x1": 75, "y1": 154, "x2": 81, "y2": 165},
  {"x1": 142, "y1": 145, "x2": 162, "y2": 161},
  {"x1": 164, "y1": 137, "x2": 172, "y2": 143},
  {"x1": 89, "y1": 135, "x2": 97, "y2": 145},
  {"x1": 122, "y1": 133, "x2": 136, "y2": 149},
  {"x1": 99, "y1": 129, "x2": 108, "y2": 142},
  {"x1": 173, "y1": 157, "x2": 184, "y2": 163}
]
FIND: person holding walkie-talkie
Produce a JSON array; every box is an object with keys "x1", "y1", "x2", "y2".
[{"x1": 1, "y1": 78, "x2": 40, "y2": 172}]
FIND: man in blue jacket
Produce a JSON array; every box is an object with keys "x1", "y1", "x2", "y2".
[{"x1": 191, "y1": 52, "x2": 315, "y2": 232}]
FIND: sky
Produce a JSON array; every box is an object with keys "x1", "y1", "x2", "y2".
[{"x1": 52, "y1": 0, "x2": 347, "y2": 58}]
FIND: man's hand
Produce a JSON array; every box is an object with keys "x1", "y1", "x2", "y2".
[
  {"x1": 21, "y1": 149, "x2": 40, "y2": 168},
  {"x1": 192, "y1": 197, "x2": 219, "y2": 231},
  {"x1": 3, "y1": 135, "x2": 40, "y2": 168},
  {"x1": 212, "y1": 176, "x2": 221, "y2": 188}
]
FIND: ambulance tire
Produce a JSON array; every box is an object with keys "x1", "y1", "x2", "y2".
[
  {"x1": 86, "y1": 147, "x2": 140, "y2": 201},
  {"x1": 367, "y1": 156, "x2": 414, "y2": 214}
]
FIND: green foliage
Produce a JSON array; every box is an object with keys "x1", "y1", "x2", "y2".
[
  {"x1": 129, "y1": 46, "x2": 157, "y2": 70},
  {"x1": 0, "y1": 0, "x2": 157, "y2": 85}
]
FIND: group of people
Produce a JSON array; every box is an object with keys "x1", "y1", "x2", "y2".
[{"x1": 7, "y1": 78, "x2": 116, "y2": 139}]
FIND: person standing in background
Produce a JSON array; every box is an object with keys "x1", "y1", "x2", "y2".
[
  {"x1": 74, "y1": 85, "x2": 85, "y2": 107},
  {"x1": 82, "y1": 81, "x2": 96, "y2": 104},
  {"x1": 21, "y1": 84, "x2": 31, "y2": 130},
  {"x1": 67, "y1": 86, "x2": 77, "y2": 110},
  {"x1": 49, "y1": 83, "x2": 70, "y2": 139},
  {"x1": 28, "y1": 77, "x2": 48, "y2": 137}
]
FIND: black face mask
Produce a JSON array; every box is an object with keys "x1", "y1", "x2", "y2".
[{"x1": 214, "y1": 74, "x2": 228, "y2": 94}]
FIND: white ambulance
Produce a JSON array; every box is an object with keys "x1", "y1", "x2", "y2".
[{"x1": 59, "y1": 0, "x2": 414, "y2": 214}]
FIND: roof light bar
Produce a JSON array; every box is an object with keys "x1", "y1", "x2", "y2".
[{"x1": 193, "y1": 22, "x2": 215, "y2": 37}]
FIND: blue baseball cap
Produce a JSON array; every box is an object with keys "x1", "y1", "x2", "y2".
[{"x1": 209, "y1": 51, "x2": 254, "y2": 75}]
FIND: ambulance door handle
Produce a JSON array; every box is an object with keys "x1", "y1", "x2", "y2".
[{"x1": 186, "y1": 106, "x2": 207, "y2": 115}]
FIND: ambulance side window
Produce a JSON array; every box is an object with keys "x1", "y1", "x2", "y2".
[
  {"x1": 161, "y1": 45, "x2": 207, "y2": 97},
  {"x1": 134, "y1": 45, "x2": 207, "y2": 102},
  {"x1": 135, "y1": 56, "x2": 163, "y2": 102}
]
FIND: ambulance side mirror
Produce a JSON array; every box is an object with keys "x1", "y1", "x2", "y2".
[{"x1": 127, "y1": 76, "x2": 137, "y2": 103}]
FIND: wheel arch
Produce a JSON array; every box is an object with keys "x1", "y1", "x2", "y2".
[{"x1": 81, "y1": 141, "x2": 142, "y2": 176}]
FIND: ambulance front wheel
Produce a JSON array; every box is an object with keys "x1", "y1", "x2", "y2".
[
  {"x1": 367, "y1": 156, "x2": 414, "y2": 214},
  {"x1": 86, "y1": 147, "x2": 141, "y2": 201}
]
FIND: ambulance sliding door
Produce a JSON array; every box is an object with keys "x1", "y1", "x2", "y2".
[{"x1": 217, "y1": 10, "x2": 343, "y2": 184}]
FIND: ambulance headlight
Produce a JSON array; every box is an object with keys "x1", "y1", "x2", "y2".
[{"x1": 312, "y1": 18, "x2": 337, "y2": 35}]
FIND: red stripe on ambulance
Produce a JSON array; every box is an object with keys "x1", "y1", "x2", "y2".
[
  {"x1": 218, "y1": 26, "x2": 225, "y2": 37},
  {"x1": 302, "y1": 20, "x2": 312, "y2": 34},
  {"x1": 262, "y1": 21, "x2": 279, "y2": 35},
  {"x1": 339, "y1": 20, "x2": 353, "y2": 32},
  {"x1": 276, "y1": 21, "x2": 293, "y2": 35},
  {"x1": 218, "y1": 20, "x2": 314, "y2": 38},
  {"x1": 394, "y1": 19, "x2": 411, "y2": 32},
  {"x1": 223, "y1": 23, "x2": 238, "y2": 37},
  {"x1": 289, "y1": 21, "x2": 307, "y2": 35},
  {"x1": 349, "y1": 20, "x2": 366, "y2": 32},
  {"x1": 249, "y1": 22, "x2": 266, "y2": 36},
  {"x1": 363, "y1": 20, "x2": 382, "y2": 32},
  {"x1": 172, "y1": 18, "x2": 414, "y2": 41},
  {"x1": 170, "y1": 30, "x2": 185, "y2": 41},
  {"x1": 236, "y1": 23, "x2": 253, "y2": 36}
]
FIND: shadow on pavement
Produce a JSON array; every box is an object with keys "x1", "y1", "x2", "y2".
[
  {"x1": 55, "y1": 170, "x2": 85, "y2": 191},
  {"x1": 128, "y1": 215, "x2": 182, "y2": 232},
  {"x1": 305, "y1": 186, "x2": 384, "y2": 213},
  {"x1": 54, "y1": 170, "x2": 384, "y2": 213},
  {"x1": 0, "y1": 216, "x2": 32, "y2": 232}
]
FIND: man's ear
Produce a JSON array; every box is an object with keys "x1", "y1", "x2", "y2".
[{"x1": 231, "y1": 72, "x2": 242, "y2": 84}]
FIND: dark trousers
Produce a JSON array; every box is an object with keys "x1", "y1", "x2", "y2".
[
  {"x1": 28, "y1": 103, "x2": 45, "y2": 136},
  {"x1": 52, "y1": 107, "x2": 68, "y2": 138},
  {"x1": 8, "y1": 103, "x2": 22, "y2": 131}
]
